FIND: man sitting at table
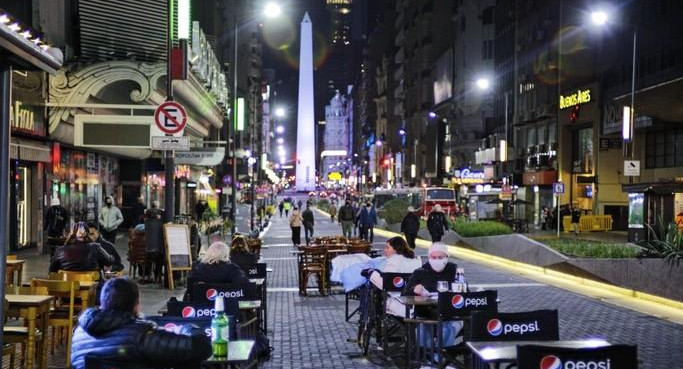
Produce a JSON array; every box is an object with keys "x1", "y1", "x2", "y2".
[
  {"x1": 71, "y1": 278, "x2": 211, "y2": 369},
  {"x1": 403, "y1": 242, "x2": 463, "y2": 350},
  {"x1": 50, "y1": 222, "x2": 115, "y2": 278},
  {"x1": 87, "y1": 222, "x2": 124, "y2": 272}
]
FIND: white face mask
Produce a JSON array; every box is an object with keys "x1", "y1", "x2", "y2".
[{"x1": 428, "y1": 258, "x2": 448, "y2": 272}]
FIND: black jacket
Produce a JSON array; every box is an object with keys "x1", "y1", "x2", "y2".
[
  {"x1": 229, "y1": 250, "x2": 259, "y2": 271},
  {"x1": 403, "y1": 261, "x2": 458, "y2": 296},
  {"x1": 71, "y1": 308, "x2": 211, "y2": 369},
  {"x1": 45, "y1": 205, "x2": 70, "y2": 237},
  {"x1": 426, "y1": 211, "x2": 449, "y2": 235},
  {"x1": 401, "y1": 212, "x2": 420, "y2": 234},
  {"x1": 188, "y1": 261, "x2": 249, "y2": 284},
  {"x1": 49, "y1": 241, "x2": 115, "y2": 273},
  {"x1": 338, "y1": 204, "x2": 355, "y2": 221},
  {"x1": 302, "y1": 209, "x2": 315, "y2": 227},
  {"x1": 95, "y1": 237, "x2": 124, "y2": 272}
]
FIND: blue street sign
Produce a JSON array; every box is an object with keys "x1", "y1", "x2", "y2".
[{"x1": 553, "y1": 182, "x2": 565, "y2": 195}]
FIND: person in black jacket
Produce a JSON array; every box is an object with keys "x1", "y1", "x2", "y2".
[
  {"x1": 401, "y1": 206, "x2": 421, "y2": 249},
  {"x1": 190, "y1": 241, "x2": 249, "y2": 284},
  {"x1": 50, "y1": 222, "x2": 115, "y2": 275},
  {"x1": 87, "y1": 223, "x2": 124, "y2": 272},
  {"x1": 426, "y1": 204, "x2": 449, "y2": 242},
  {"x1": 71, "y1": 278, "x2": 211, "y2": 369},
  {"x1": 229, "y1": 236, "x2": 258, "y2": 270},
  {"x1": 302, "y1": 205, "x2": 315, "y2": 245}
]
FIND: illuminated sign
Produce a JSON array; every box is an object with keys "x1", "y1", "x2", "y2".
[
  {"x1": 452, "y1": 168, "x2": 485, "y2": 184},
  {"x1": 10, "y1": 101, "x2": 35, "y2": 132},
  {"x1": 559, "y1": 89, "x2": 591, "y2": 110},
  {"x1": 328, "y1": 172, "x2": 342, "y2": 181},
  {"x1": 191, "y1": 21, "x2": 227, "y2": 105}
]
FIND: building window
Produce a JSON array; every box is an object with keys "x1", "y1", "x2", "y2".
[
  {"x1": 482, "y1": 7, "x2": 494, "y2": 25},
  {"x1": 572, "y1": 127, "x2": 593, "y2": 173},
  {"x1": 646, "y1": 129, "x2": 683, "y2": 168}
]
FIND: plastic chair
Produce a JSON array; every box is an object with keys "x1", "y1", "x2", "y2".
[{"x1": 31, "y1": 278, "x2": 80, "y2": 366}]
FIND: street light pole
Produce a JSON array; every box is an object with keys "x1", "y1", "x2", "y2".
[
  {"x1": 164, "y1": 0, "x2": 175, "y2": 222},
  {"x1": 628, "y1": 28, "x2": 637, "y2": 161},
  {"x1": 230, "y1": 16, "x2": 238, "y2": 236}
]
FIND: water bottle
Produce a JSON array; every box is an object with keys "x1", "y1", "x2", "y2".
[
  {"x1": 456, "y1": 268, "x2": 468, "y2": 292},
  {"x1": 211, "y1": 297, "x2": 229, "y2": 357}
]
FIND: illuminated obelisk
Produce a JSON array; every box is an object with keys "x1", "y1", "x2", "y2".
[{"x1": 295, "y1": 12, "x2": 316, "y2": 192}]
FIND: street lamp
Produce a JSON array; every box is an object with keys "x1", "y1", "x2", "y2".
[
  {"x1": 275, "y1": 107, "x2": 285, "y2": 118},
  {"x1": 276, "y1": 125, "x2": 285, "y2": 134},
  {"x1": 229, "y1": 3, "x2": 283, "y2": 235},
  {"x1": 590, "y1": 10, "x2": 637, "y2": 160}
]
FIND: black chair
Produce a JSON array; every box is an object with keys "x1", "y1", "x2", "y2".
[
  {"x1": 379, "y1": 273, "x2": 414, "y2": 357},
  {"x1": 381, "y1": 272, "x2": 413, "y2": 293},
  {"x1": 188, "y1": 281, "x2": 258, "y2": 303},
  {"x1": 470, "y1": 309, "x2": 559, "y2": 342},
  {"x1": 517, "y1": 344, "x2": 638, "y2": 369},
  {"x1": 240, "y1": 263, "x2": 267, "y2": 279}
]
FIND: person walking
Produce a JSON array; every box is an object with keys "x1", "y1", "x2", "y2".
[
  {"x1": 426, "y1": 204, "x2": 449, "y2": 242},
  {"x1": 353, "y1": 202, "x2": 361, "y2": 237},
  {"x1": 358, "y1": 201, "x2": 378, "y2": 242},
  {"x1": 278, "y1": 201, "x2": 284, "y2": 218},
  {"x1": 289, "y1": 207, "x2": 303, "y2": 246},
  {"x1": 99, "y1": 196, "x2": 123, "y2": 244},
  {"x1": 329, "y1": 202, "x2": 337, "y2": 223},
  {"x1": 401, "y1": 206, "x2": 421, "y2": 249},
  {"x1": 297, "y1": 199, "x2": 303, "y2": 210},
  {"x1": 302, "y1": 205, "x2": 315, "y2": 245},
  {"x1": 283, "y1": 200, "x2": 292, "y2": 217},
  {"x1": 338, "y1": 200, "x2": 355, "y2": 239},
  {"x1": 571, "y1": 205, "x2": 581, "y2": 236}
]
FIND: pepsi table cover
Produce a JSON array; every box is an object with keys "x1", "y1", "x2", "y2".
[
  {"x1": 191, "y1": 282, "x2": 258, "y2": 303},
  {"x1": 470, "y1": 309, "x2": 559, "y2": 342},
  {"x1": 465, "y1": 339, "x2": 611, "y2": 366},
  {"x1": 438, "y1": 291, "x2": 498, "y2": 320},
  {"x1": 382, "y1": 272, "x2": 413, "y2": 293},
  {"x1": 517, "y1": 344, "x2": 637, "y2": 369}
]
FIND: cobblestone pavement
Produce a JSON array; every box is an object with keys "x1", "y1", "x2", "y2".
[{"x1": 261, "y1": 196, "x2": 683, "y2": 369}]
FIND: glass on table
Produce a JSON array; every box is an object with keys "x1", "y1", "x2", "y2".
[{"x1": 436, "y1": 281, "x2": 449, "y2": 293}]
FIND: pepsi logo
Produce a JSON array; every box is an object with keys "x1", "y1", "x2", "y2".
[
  {"x1": 451, "y1": 294, "x2": 465, "y2": 309},
  {"x1": 181, "y1": 306, "x2": 196, "y2": 318},
  {"x1": 540, "y1": 355, "x2": 562, "y2": 369},
  {"x1": 163, "y1": 323, "x2": 178, "y2": 333},
  {"x1": 392, "y1": 277, "x2": 405, "y2": 288},
  {"x1": 487, "y1": 319, "x2": 503, "y2": 336},
  {"x1": 206, "y1": 288, "x2": 218, "y2": 301}
]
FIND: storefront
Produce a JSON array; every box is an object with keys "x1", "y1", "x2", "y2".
[{"x1": 622, "y1": 181, "x2": 683, "y2": 242}]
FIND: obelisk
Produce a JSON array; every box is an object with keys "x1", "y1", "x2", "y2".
[{"x1": 295, "y1": 12, "x2": 316, "y2": 192}]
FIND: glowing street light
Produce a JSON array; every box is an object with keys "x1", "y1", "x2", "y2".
[
  {"x1": 264, "y1": 2, "x2": 282, "y2": 19},
  {"x1": 276, "y1": 125, "x2": 284, "y2": 134},
  {"x1": 591, "y1": 11, "x2": 608, "y2": 26},
  {"x1": 275, "y1": 107, "x2": 286, "y2": 118},
  {"x1": 277, "y1": 137, "x2": 284, "y2": 144},
  {"x1": 476, "y1": 77, "x2": 491, "y2": 91}
]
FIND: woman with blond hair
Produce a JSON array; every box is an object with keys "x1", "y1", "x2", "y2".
[
  {"x1": 230, "y1": 235, "x2": 258, "y2": 270},
  {"x1": 188, "y1": 241, "x2": 248, "y2": 284}
]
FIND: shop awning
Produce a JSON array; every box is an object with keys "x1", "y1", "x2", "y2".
[{"x1": 622, "y1": 181, "x2": 683, "y2": 194}]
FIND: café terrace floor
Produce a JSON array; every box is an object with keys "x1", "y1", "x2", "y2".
[{"x1": 9, "y1": 199, "x2": 683, "y2": 369}]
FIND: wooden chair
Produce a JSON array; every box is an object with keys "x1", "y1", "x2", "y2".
[
  {"x1": 7, "y1": 255, "x2": 17, "y2": 260},
  {"x1": 347, "y1": 243, "x2": 371, "y2": 254},
  {"x1": 297, "y1": 247, "x2": 329, "y2": 296},
  {"x1": 3, "y1": 298, "x2": 44, "y2": 369},
  {"x1": 30, "y1": 279, "x2": 80, "y2": 367},
  {"x1": 2, "y1": 342, "x2": 16, "y2": 369},
  {"x1": 53, "y1": 270, "x2": 100, "y2": 282},
  {"x1": 128, "y1": 229, "x2": 148, "y2": 279}
]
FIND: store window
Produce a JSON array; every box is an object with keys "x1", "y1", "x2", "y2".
[
  {"x1": 572, "y1": 127, "x2": 593, "y2": 173},
  {"x1": 646, "y1": 129, "x2": 683, "y2": 168}
]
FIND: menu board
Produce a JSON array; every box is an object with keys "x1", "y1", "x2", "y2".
[{"x1": 163, "y1": 224, "x2": 192, "y2": 290}]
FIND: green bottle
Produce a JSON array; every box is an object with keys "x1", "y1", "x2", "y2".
[{"x1": 211, "y1": 297, "x2": 229, "y2": 357}]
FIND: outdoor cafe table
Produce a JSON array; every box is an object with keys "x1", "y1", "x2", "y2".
[
  {"x1": 466, "y1": 339, "x2": 610, "y2": 369},
  {"x1": 202, "y1": 340, "x2": 256, "y2": 368},
  {"x1": 5, "y1": 294, "x2": 54, "y2": 369},
  {"x1": 6, "y1": 259, "x2": 25, "y2": 286}
]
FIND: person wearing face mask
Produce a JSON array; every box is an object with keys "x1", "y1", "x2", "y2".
[
  {"x1": 358, "y1": 201, "x2": 378, "y2": 242},
  {"x1": 338, "y1": 200, "x2": 356, "y2": 239},
  {"x1": 99, "y1": 196, "x2": 124, "y2": 244},
  {"x1": 403, "y1": 242, "x2": 463, "y2": 355}
]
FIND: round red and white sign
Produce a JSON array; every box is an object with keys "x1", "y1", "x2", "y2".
[{"x1": 154, "y1": 101, "x2": 187, "y2": 134}]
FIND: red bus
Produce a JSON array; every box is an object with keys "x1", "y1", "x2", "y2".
[{"x1": 421, "y1": 187, "x2": 457, "y2": 218}]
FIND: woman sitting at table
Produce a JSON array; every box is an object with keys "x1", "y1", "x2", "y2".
[
  {"x1": 229, "y1": 235, "x2": 258, "y2": 270},
  {"x1": 50, "y1": 222, "x2": 115, "y2": 276},
  {"x1": 189, "y1": 241, "x2": 249, "y2": 285}
]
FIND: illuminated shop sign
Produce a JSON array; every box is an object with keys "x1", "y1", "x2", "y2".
[
  {"x1": 452, "y1": 168, "x2": 485, "y2": 184},
  {"x1": 559, "y1": 89, "x2": 591, "y2": 109},
  {"x1": 10, "y1": 101, "x2": 35, "y2": 132},
  {"x1": 190, "y1": 21, "x2": 227, "y2": 106}
]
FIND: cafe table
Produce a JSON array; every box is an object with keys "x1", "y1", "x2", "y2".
[
  {"x1": 202, "y1": 340, "x2": 256, "y2": 368},
  {"x1": 6, "y1": 259, "x2": 25, "y2": 286},
  {"x1": 466, "y1": 339, "x2": 611, "y2": 369},
  {"x1": 5, "y1": 294, "x2": 54, "y2": 369}
]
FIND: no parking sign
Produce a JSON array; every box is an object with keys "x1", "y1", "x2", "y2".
[{"x1": 154, "y1": 101, "x2": 187, "y2": 135}]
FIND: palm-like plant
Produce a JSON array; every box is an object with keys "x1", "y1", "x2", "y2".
[{"x1": 639, "y1": 217, "x2": 683, "y2": 265}]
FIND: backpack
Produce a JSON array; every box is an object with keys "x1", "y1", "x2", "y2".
[{"x1": 427, "y1": 212, "x2": 444, "y2": 234}]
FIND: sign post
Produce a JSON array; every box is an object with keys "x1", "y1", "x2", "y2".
[
  {"x1": 553, "y1": 182, "x2": 565, "y2": 237},
  {"x1": 155, "y1": 100, "x2": 187, "y2": 222}
]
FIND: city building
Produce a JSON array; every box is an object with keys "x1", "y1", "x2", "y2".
[{"x1": 322, "y1": 88, "x2": 353, "y2": 187}]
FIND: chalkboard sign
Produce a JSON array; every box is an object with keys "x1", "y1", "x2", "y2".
[{"x1": 163, "y1": 224, "x2": 192, "y2": 290}]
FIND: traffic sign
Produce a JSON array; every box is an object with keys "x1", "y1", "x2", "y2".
[
  {"x1": 154, "y1": 101, "x2": 187, "y2": 134},
  {"x1": 624, "y1": 160, "x2": 640, "y2": 176},
  {"x1": 553, "y1": 182, "x2": 565, "y2": 195},
  {"x1": 151, "y1": 136, "x2": 190, "y2": 151}
]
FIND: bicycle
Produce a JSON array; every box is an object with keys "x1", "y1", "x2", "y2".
[{"x1": 356, "y1": 279, "x2": 382, "y2": 356}]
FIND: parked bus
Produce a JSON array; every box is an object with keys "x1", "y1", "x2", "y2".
[{"x1": 421, "y1": 187, "x2": 457, "y2": 218}]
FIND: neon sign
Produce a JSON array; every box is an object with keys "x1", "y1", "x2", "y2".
[
  {"x1": 559, "y1": 89, "x2": 591, "y2": 109},
  {"x1": 452, "y1": 168, "x2": 485, "y2": 184}
]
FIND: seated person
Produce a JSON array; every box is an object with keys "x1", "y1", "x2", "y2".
[
  {"x1": 189, "y1": 241, "x2": 250, "y2": 285},
  {"x1": 71, "y1": 278, "x2": 211, "y2": 369},
  {"x1": 87, "y1": 222, "x2": 124, "y2": 272},
  {"x1": 403, "y1": 242, "x2": 463, "y2": 349},
  {"x1": 229, "y1": 236, "x2": 258, "y2": 270},
  {"x1": 50, "y1": 222, "x2": 115, "y2": 276},
  {"x1": 368, "y1": 236, "x2": 422, "y2": 316}
]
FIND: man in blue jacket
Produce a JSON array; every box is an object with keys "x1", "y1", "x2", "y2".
[
  {"x1": 358, "y1": 201, "x2": 378, "y2": 242},
  {"x1": 71, "y1": 278, "x2": 211, "y2": 369}
]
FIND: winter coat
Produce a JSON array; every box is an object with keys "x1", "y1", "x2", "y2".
[
  {"x1": 358, "y1": 207, "x2": 378, "y2": 227},
  {"x1": 188, "y1": 261, "x2": 249, "y2": 285},
  {"x1": 370, "y1": 255, "x2": 422, "y2": 317},
  {"x1": 99, "y1": 204, "x2": 123, "y2": 232},
  {"x1": 95, "y1": 237, "x2": 124, "y2": 272},
  {"x1": 49, "y1": 241, "x2": 114, "y2": 273},
  {"x1": 289, "y1": 211, "x2": 303, "y2": 227},
  {"x1": 338, "y1": 204, "x2": 356, "y2": 221},
  {"x1": 426, "y1": 211, "x2": 449, "y2": 236},
  {"x1": 302, "y1": 209, "x2": 315, "y2": 228},
  {"x1": 403, "y1": 261, "x2": 458, "y2": 296},
  {"x1": 71, "y1": 308, "x2": 211, "y2": 369},
  {"x1": 230, "y1": 250, "x2": 259, "y2": 271},
  {"x1": 401, "y1": 212, "x2": 420, "y2": 234}
]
